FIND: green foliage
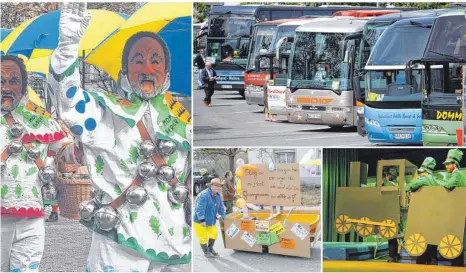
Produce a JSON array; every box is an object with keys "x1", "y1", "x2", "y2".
[
  {"x1": 129, "y1": 146, "x2": 139, "y2": 164},
  {"x1": 114, "y1": 184, "x2": 122, "y2": 196},
  {"x1": 1, "y1": 185, "x2": 8, "y2": 199},
  {"x1": 15, "y1": 184, "x2": 23, "y2": 198},
  {"x1": 11, "y1": 164, "x2": 19, "y2": 179},
  {"x1": 95, "y1": 155, "x2": 104, "y2": 175},
  {"x1": 32, "y1": 186, "x2": 39, "y2": 198},
  {"x1": 129, "y1": 211, "x2": 137, "y2": 223},
  {"x1": 194, "y1": 3, "x2": 209, "y2": 23},
  {"x1": 149, "y1": 216, "x2": 161, "y2": 235}
]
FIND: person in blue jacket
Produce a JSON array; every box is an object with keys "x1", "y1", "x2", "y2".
[{"x1": 193, "y1": 178, "x2": 226, "y2": 258}]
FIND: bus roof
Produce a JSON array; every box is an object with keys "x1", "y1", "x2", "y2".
[
  {"x1": 277, "y1": 18, "x2": 330, "y2": 27},
  {"x1": 255, "y1": 18, "x2": 309, "y2": 26},
  {"x1": 297, "y1": 18, "x2": 367, "y2": 33},
  {"x1": 365, "y1": 8, "x2": 459, "y2": 24},
  {"x1": 333, "y1": 9, "x2": 401, "y2": 17}
]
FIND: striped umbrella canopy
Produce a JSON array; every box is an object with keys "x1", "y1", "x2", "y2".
[
  {"x1": 85, "y1": 3, "x2": 192, "y2": 96},
  {"x1": 1, "y1": 28, "x2": 12, "y2": 42},
  {"x1": 1, "y1": 9, "x2": 128, "y2": 61}
]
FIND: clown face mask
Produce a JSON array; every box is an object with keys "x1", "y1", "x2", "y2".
[
  {"x1": 127, "y1": 37, "x2": 168, "y2": 100},
  {"x1": 1, "y1": 59, "x2": 24, "y2": 112}
]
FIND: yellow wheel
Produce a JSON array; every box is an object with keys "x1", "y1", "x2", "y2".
[
  {"x1": 335, "y1": 214, "x2": 351, "y2": 234},
  {"x1": 354, "y1": 217, "x2": 374, "y2": 237},
  {"x1": 438, "y1": 234, "x2": 463, "y2": 259},
  {"x1": 404, "y1": 233, "x2": 427, "y2": 257},
  {"x1": 378, "y1": 219, "x2": 398, "y2": 239}
]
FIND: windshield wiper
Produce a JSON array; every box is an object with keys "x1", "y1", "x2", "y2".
[
  {"x1": 428, "y1": 50, "x2": 465, "y2": 62},
  {"x1": 409, "y1": 21, "x2": 432, "y2": 28},
  {"x1": 290, "y1": 82, "x2": 307, "y2": 93}
]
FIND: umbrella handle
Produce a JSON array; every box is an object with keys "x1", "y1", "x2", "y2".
[{"x1": 35, "y1": 34, "x2": 49, "y2": 48}]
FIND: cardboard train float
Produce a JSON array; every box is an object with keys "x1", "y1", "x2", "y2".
[{"x1": 335, "y1": 159, "x2": 466, "y2": 260}]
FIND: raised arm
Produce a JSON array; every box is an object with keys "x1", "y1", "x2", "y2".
[{"x1": 47, "y1": 3, "x2": 103, "y2": 139}]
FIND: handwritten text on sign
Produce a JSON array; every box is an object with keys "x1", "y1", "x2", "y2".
[{"x1": 242, "y1": 164, "x2": 301, "y2": 206}]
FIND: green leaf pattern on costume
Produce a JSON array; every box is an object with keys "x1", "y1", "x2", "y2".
[
  {"x1": 1, "y1": 185, "x2": 8, "y2": 199},
  {"x1": 0, "y1": 116, "x2": 6, "y2": 125},
  {"x1": 168, "y1": 227, "x2": 174, "y2": 236},
  {"x1": 11, "y1": 164, "x2": 19, "y2": 179},
  {"x1": 129, "y1": 146, "x2": 139, "y2": 164},
  {"x1": 26, "y1": 167, "x2": 37, "y2": 176},
  {"x1": 14, "y1": 105, "x2": 48, "y2": 129},
  {"x1": 120, "y1": 159, "x2": 130, "y2": 173},
  {"x1": 151, "y1": 95, "x2": 187, "y2": 139},
  {"x1": 153, "y1": 200, "x2": 161, "y2": 213},
  {"x1": 167, "y1": 152, "x2": 178, "y2": 167},
  {"x1": 20, "y1": 151, "x2": 27, "y2": 162},
  {"x1": 129, "y1": 211, "x2": 137, "y2": 223},
  {"x1": 178, "y1": 173, "x2": 186, "y2": 183},
  {"x1": 183, "y1": 226, "x2": 189, "y2": 239},
  {"x1": 114, "y1": 184, "x2": 122, "y2": 196},
  {"x1": 149, "y1": 216, "x2": 161, "y2": 235},
  {"x1": 95, "y1": 155, "x2": 104, "y2": 174},
  {"x1": 171, "y1": 204, "x2": 181, "y2": 210},
  {"x1": 104, "y1": 92, "x2": 143, "y2": 116},
  {"x1": 15, "y1": 184, "x2": 23, "y2": 198},
  {"x1": 158, "y1": 182, "x2": 167, "y2": 192},
  {"x1": 32, "y1": 186, "x2": 39, "y2": 198}
]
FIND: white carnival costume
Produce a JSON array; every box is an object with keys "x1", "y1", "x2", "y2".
[
  {"x1": 47, "y1": 4, "x2": 192, "y2": 272},
  {"x1": 1, "y1": 94, "x2": 69, "y2": 272}
]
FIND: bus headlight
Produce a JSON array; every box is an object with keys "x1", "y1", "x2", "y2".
[
  {"x1": 357, "y1": 106, "x2": 364, "y2": 115},
  {"x1": 365, "y1": 118, "x2": 380, "y2": 127},
  {"x1": 423, "y1": 125, "x2": 447, "y2": 134}
]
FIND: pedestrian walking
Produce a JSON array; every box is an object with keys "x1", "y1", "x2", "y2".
[
  {"x1": 202, "y1": 62, "x2": 217, "y2": 107},
  {"x1": 193, "y1": 49, "x2": 206, "y2": 89}
]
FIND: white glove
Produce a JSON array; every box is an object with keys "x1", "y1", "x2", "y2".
[{"x1": 58, "y1": 2, "x2": 91, "y2": 46}]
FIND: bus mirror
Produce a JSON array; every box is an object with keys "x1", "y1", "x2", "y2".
[
  {"x1": 405, "y1": 66, "x2": 413, "y2": 85},
  {"x1": 353, "y1": 75, "x2": 363, "y2": 101}
]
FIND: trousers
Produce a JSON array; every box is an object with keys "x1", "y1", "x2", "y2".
[
  {"x1": 204, "y1": 87, "x2": 214, "y2": 105},
  {"x1": 86, "y1": 232, "x2": 190, "y2": 272},
  {"x1": 197, "y1": 69, "x2": 204, "y2": 88},
  {"x1": 193, "y1": 222, "x2": 218, "y2": 245},
  {"x1": 1, "y1": 217, "x2": 45, "y2": 272}
]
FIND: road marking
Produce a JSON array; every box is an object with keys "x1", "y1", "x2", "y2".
[
  {"x1": 285, "y1": 133, "x2": 358, "y2": 141},
  {"x1": 230, "y1": 110, "x2": 260, "y2": 114}
]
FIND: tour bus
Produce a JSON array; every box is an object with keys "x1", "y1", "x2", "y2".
[
  {"x1": 286, "y1": 18, "x2": 368, "y2": 127},
  {"x1": 245, "y1": 18, "x2": 319, "y2": 105},
  {"x1": 205, "y1": 5, "x2": 385, "y2": 97},
  {"x1": 362, "y1": 17, "x2": 437, "y2": 144},
  {"x1": 193, "y1": 22, "x2": 207, "y2": 54},
  {"x1": 405, "y1": 11, "x2": 465, "y2": 146}
]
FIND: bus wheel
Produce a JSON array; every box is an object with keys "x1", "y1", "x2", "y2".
[
  {"x1": 378, "y1": 219, "x2": 397, "y2": 239},
  {"x1": 238, "y1": 90, "x2": 245, "y2": 98},
  {"x1": 354, "y1": 217, "x2": 373, "y2": 237},
  {"x1": 335, "y1": 214, "x2": 351, "y2": 234},
  {"x1": 438, "y1": 234, "x2": 463, "y2": 259},
  {"x1": 404, "y1": 233, "x2": 427, "y2": 257}
]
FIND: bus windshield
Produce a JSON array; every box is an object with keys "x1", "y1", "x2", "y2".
[
  {"x1": 206, "y1": 38, "x2": 250, "y2": 63},
  {"x1": 269, "y1": 25, "x2": 300, "y2": 53},
  {"x1": 425, "y1": 63, "x2": 463, "y2": 106},
  {"x1": 246, "y1": 24, "x2": 278, "y2": 71},
  {"x1": 208, "y1": 14, "x2": 254, "y2": 38},
  {"x1": 367, "y1": 24, "x2": 432, "y2": 66},
  {"x1": 424, "y1": 15, "x2": 466, "y2": 60},
  {"x1": 365, "y1": 70, "x2": 422, "y2": 102},
  {"x1": 289, "y1": 31, "x2": 353, "y2": 93},
  {"x1": 356, "y1": 21, "x2": 393, "y2": 72}
]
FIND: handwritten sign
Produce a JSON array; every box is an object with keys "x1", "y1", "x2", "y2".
[
  {"x1": 256, "y1": 232, "x2": 280, "y2": 246},
  {"x1": 242, "y1": 163, "x2": 301, "y2": 206},
  {"x1": 255, "y1": 220, "x2": 270, "y2": 232},
  {"x1": 291, "y1": 223, "x2": 309, "y2": 240},
  {"x1": 270, "y1": 222, "x2": 286, "y2": 235},
  {"x1": 280, "y1": 238, "x2": 296, "y2": 249},
  {"x1": 241, "y1": 232, "x2": 256, "y2": 248},
  {"x1": 226, "y1": 223, "x2": 240, "y2": 239},
  {"x1": 240, "y1": 220, "x2": 254, "y2": 232}
]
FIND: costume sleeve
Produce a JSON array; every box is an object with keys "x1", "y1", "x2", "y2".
[
  {"x1": 404, "y1": 177, "x2": 426, "y2": 192},
  {"x1": 195, "y1": 192, "x2": 207, "y2": 222},
  {"x1": 47, "y1": 41, "x2": 104, "y2": 140},
  {"x1": 442, "y1": 173, "x2": 459, "y2": 190}
]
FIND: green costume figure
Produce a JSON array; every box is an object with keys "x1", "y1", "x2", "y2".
[
  {"x1": 442, "y1": 149, "x2": 466, "y2": 190},
  {"x1": 442, "y1": 149, "x2": 465, "y2": 267},
  {"x1": 404, "y1": 157, "x2": 439, "y2": 192},
  {"x1": 383, "y1": 168, "x2": 399, "y2": 187}
]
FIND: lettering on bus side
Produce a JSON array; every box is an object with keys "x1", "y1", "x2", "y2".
[
  {"x1": 296, "y1": 97, "x2": 333, "y2": 104},
  {"x1": 435, "y1": 111, "x2": 463, "y2": 121}
]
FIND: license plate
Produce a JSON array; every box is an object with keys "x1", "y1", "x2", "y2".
[
  {"x1": 221, "y1": 85, "x2": 233, "y2": 89},
  {"x1": 307, "y1": 113, "x2": 321, "y2": 119},
  {"x1": 393, "y1": 133, "x2": 412, "y2": 139}
]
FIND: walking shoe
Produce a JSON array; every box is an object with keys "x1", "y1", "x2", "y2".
[
  {"x1": 46, "y1": 212, "x2": 58, "y2": 222},
  {"x1": 207, "y1": 104, "x2": 212, "y2": 107},
  {"x1": 203, "y1": 100, "x2": 208, "y2": 106},
  {"x1": 208, "y1": 239, "x2": 219, "y2": 257},
  {"x1": 201, "y1": 244, "x2": 215, "y2": 258}
]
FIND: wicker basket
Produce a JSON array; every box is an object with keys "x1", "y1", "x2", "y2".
[{"x1": 55, "y1": 144, "x2": 92, "y2": 220}]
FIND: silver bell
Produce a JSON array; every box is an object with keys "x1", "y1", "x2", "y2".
[
  {"x1": 9, "y1": 141, "x2": 23, "y2": 154},
  {"x1": 138, "y1": 161, "x2": 157, "y2": 180},
  {"x1": 94, "y1": 206, "x2": 121, "y2": 232},
  {"x1": 126, "y1": 186, "x2": 148, "y2": 206},
  {"x1": 79, "y1": 199, "x2": 99, "y2": 221},
  {"x1": 39, "y1": 167, "x2": 55, "y2": 185},
  {"x1": 157, "y1": 139, "x2": 177, "y2": 156},
  {"x1": 41, "y1": 184, "x2": 58, "y2": 202},
  {"x1": 0, "y1": 161, "x2": 6, "y2": 174},
  {"x1": 139, "y1": 140, "x2": 156, "y2": 159},
  {"x1": 167, "y1": 184, "x2": 188, "y2": 205},
  {"x1": 156, "y1": 165, "x2": 175, "y2": 183},
  {"x1": 10, "y1": 123, "x2": 24, "y2": 138},
  {"x1": 27, "y1": 147, "x2": 41, "y2": 160}
]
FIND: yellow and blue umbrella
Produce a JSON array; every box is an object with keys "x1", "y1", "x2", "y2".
[
  {"x1": 85, "y1": 3, "x2": 192, "y2": 96},
  {"x1": 1, "y1": 28, "x2": 12, "y2": 42},
  {"x1": 1, "y1": 9, "x2": 128, "y2": 62}
]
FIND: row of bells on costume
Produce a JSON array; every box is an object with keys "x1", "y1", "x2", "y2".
[{"x1": 78, "y1": 139, "x2": 189, "y2": 232}]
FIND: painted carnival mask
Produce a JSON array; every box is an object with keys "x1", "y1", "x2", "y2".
[{"x1": 1, "y1": 59, "x2": 24, "y2": 112}]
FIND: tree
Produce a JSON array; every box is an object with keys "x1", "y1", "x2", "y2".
[
  {"x1": 193, "y1": 3, "x2": 210, "y2": 23},
  {"x1": 194, "y1": 148, "x2": 247, "y2": 177}
]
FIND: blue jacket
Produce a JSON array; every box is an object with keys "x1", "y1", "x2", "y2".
[{"x1": 193, "y1": 188, "x2": 226, "y2": 226}]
